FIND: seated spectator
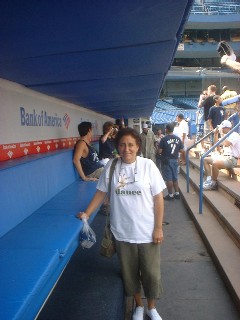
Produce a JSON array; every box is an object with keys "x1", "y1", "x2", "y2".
[
  {"x1": 73, "y1": 122, "x2": 104, "y2": 181},
  {"x1": 158, "y1": 123, "x2": 184, "y2": 200},
  {"x1": 99, "y1": 121, "x2": 118, "y2": 166},
  {"x1": 203, "y1": 120, "x2": 240, "y2": 191}
]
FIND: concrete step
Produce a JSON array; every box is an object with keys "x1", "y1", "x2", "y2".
[
  {"x1": 187, "y1": 157, "x2": 240, "y2": 203},
  {"x1": 178, "y1": 173, "x2": 240, "y2": 313},
  {"x1": 180, "y1": 163, "x2": 240, "y2": 248}
]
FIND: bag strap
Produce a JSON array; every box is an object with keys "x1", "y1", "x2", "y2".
[
  {"x1": 108, "y1": 158, "x2": 118, "y2": 199},
  {"x1": 105, "y1": 158, "x2": 118, "y2": 224}
]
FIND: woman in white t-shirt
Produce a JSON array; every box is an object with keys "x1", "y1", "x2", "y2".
[{"x1": 77, "y1": 128, "x2": 166, "y2": 320}]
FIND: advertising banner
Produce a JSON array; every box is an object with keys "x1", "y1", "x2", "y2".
[{"x1": 0, "y1": 79, "x2": 114, "y2": 161}]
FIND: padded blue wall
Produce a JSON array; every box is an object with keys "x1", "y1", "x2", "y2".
[{"x1": 0, "y1": 150, "x2": 78, "y2": 237}]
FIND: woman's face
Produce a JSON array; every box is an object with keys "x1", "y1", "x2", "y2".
[{"x1": 118, "y1": 135, "x2": 139, "y2": 164}]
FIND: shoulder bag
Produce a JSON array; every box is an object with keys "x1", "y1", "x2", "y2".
[{"x1": 100, "y1": 158, "x2": 118, "y2": 258}]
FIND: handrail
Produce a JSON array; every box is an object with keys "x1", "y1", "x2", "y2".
[
  {"x1": 186, "y1": 130, "x2": 213, "y2": 192},
  {"x1": 186, "y1": 122, "x2": 240, "y2": 214}
]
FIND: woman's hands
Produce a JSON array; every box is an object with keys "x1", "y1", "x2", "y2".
[
  {"x1": 153, "y1": 226, "x2": 164, "y2": 245},
  {"x1": 84, "y1": 177, "x2": 98, "y2": 181},
  {"x1": 76, "y1": 212, "x2": 89, "y2": 220}
]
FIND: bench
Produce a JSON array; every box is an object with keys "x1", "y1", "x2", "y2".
[{"x1": 0, "y1": 149, "x2": 124, "y2": 320}]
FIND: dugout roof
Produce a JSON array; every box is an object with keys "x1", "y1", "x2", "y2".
[{"x1": 0, "y1": 0, "x2": 193, "y2": 118}]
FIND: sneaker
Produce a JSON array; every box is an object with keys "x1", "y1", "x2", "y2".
[
  {"x1": 163, "y1": 194, "x2": 174, "y2": 201},
  {"x1": 199, "y1": 180, "x2": 211, "y2": 188},
  {"x1": 174, "y1": 193, "x2": 180, "y2": 199},
  {"x1": 203, "y1": 180, "x2": 211, "y2": 186},
  {"x1": 146, "y1": 308, "x2": 162, "y2": 320},
  {"x1": 132, "y1": 306, "x2": 144, "y2": 320},
  {"x1": 203, "y1": 181, "x2": 218, "y2": 191}
]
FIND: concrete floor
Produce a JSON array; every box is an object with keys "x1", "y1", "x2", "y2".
[
  {"x1": 37, "y1": 197, "x2": 240, "y2": 320},
  {"x1": 149, "y1": 198, "x2": 239, "y2": 320}
]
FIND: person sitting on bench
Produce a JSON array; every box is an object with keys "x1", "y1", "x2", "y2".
[{"x1": 73, "y1": 121, "x2": 104, "y2": 181}]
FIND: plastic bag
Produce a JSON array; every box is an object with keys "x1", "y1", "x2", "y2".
[{"x1": 79, "y1": 217, "x2": 96, "y2": 249}]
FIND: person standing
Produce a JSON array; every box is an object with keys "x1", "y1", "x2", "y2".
[
  {"x1": 73, "y1": 122, "x2": 104, "y2": 181},
  {"x1": 99, "y1": 121, "x2": 118, "y2": 166},
  {"x1": 140, "y1": 123, "x2": 156, "y2": 163},
  {"x1": 196, "y1": 90, "x2": 208, "y2": 149},
  {"x1": 208, "y1": 95, "x2": 225, "y2": 131},
  {"x1": 201, "y1": 85, "x2": 217, "y2": 137},
  {"x1": 195, "y1": 108, "x2": 205, "y2": 149},
  {"x1": 176, "y1": 113, "x2": 189, "y2": 165},
  {"x1": 77, "y1": 128, "x2": 166, "y2": 320},
  {"x1": 158, "y1": 123, "x2": 184, "y2": 200},
  {"x1": 198, "y1": 90, "x2": 208, "y2": 108},
  {"x1": 154, "y1": 129, "x2": 165, "y2": 171}
]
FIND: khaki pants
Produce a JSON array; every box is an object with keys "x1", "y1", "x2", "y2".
[{"x1": 115, "y1": 240, "x2": 162, "y2": 299}]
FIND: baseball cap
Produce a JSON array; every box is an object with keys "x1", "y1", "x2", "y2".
[
  {"x1": 219, "y1": 120, "x2": 232, "y2": 128},
  {"x1": 142, "y1": 123, "x2": 148, "y2": 129}
]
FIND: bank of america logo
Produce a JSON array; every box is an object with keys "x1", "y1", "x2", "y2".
[{"x1": 63, "y1": 113, "x2": 70, "y2": 129}]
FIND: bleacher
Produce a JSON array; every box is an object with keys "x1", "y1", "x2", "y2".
[
  {"x1": 173, "y1": 97, "x2": 198, "y2": 109},
  {"x1": 151, "y1": 98, "x2": 198, "y2": 124},
  {"x1": 192, "y1": 0, "x2": 240, "y2": 14}
]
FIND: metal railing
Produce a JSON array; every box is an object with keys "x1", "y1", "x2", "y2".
[{"x1": 186, "y1": 123, "x2": 240, "y2": 214}]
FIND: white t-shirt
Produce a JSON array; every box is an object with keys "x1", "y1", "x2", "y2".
[
  {"x1": 178, "y1": 119, "x2": 189, "y2": 141},
  {"x1": 224, "y1": 132, "x2": 240, "y2": 158},
  {"x1": 173, "y1": 126, "x2": 181, "y2": 138},
  {"x1": 97, "y1": 156, "x2": 166, "y2": 243}
]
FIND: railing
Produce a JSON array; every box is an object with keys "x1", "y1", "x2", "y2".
[
  {"x1": 186, "y1": 130, "x2": 213, "y2": 192},
  {"x1": 186, "y1": 122, "x2": 240, "y2": 214}
]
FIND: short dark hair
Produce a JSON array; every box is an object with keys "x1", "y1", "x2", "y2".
[
  {"x1": 165, "y1": 123, "x2": 174, "y2": 133},
  {"x1": 115, "y1": 127, "x2": 142, "y2": 155},
  {"x1": 177, "y1": 113, "x2": 184, "y2": 120},
  {"x1": 213, "y1": 95, "x2": 220, "y2": 101},
  {"x1": 78, "y1": 121, "x2": 92, "y2": 136}
]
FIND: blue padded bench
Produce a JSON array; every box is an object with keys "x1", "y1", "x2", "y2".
[
  {"x1": 0, "y1": 149, "x2": 99, "y2": 320},
  {"x1": 37, "y1": 211, "x2": 125, "y2": 320}
]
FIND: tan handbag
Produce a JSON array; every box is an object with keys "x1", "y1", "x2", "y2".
[{"x1": 100, "y1": 158, "x2": 118, "y2": 258}]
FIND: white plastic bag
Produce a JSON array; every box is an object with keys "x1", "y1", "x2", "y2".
[{"x1": 79, "y1": 217, "x2": 96, "y2": 249}]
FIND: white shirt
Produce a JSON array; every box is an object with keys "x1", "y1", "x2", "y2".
[
  {"x1": 178, "y1": 119, "x2": 189, "y2": 142},
  {"x1": 224, "y1": 132, "x2": 240, "y2": 158},
  {"x1": 173, "y1": 126, "x2": 181, "y2": 138},
  {"x1": 97, "y1": 156, "x2": 166, "y2": 243}
]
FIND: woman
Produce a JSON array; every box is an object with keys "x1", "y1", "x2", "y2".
[
  {"x1": 73, "y1": 121, "x2": 104, "y2": 181},
  {"x1": 77, "y1": 128, "x2": 166, "y2": 320}
]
